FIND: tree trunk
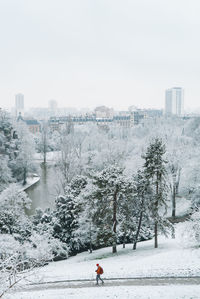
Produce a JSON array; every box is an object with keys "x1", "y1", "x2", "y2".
[
  {"x1": 133, "y1": 210, "x2": 143, "y2": 250},
  {"x1": 42, "y1": 123, "x2": 48, "y2": 164},
  {"x1": 123, "y1": 233, "x2": 126, "y2": 248},
  {"x1": 154, "y1": 179, "x2": 159, "y2": 248},
  {"x1": 171, "y1": 225, "x2": 175, "y2": 239},
  {"x1": 23, "y1": 168, "x2": 27, "y2": 185},
  {"x1": 43, "y1": 150, "x2": 46, "y2": 164},
  {"x1": 172, "y1": 184, "x2": 176, "y2": 217},
  {"x1": 175, "y1": 168, "x2": 181, "y2": 195},
  {"x1": 89, "y1": 222, "x2": 92, "y2": 253},
  {"x1": 154, "y1": 221, "x2": 158, "y2": 248},
  {"x1": 112, "y1": 189, "x2": 117, "y2": 254},
  {"x1": 43, "y1": 135, "x2": 47, "y2": 164}
]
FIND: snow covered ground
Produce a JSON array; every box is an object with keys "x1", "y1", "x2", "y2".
[{"x1": 5, "y1": 225, "x2": 200, "y2": 299}]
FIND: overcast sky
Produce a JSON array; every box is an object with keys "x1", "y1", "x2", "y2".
[{"x1": 0, "y1": 0, "x2": 200, "y2": 111}]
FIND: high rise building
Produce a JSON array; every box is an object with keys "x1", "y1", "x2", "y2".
[
  {"x1": 165, "y1": 87, "x2": 184, "y2": 116},
  {"x1": 15, "y1": 93, "x2": 24, "y2": 116}
]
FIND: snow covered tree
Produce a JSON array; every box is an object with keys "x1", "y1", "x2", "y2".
[
  {"x1": 52, "y1": 175, "x2": 88, "y2": 254},
  {"x1": 73, "y1": 183, "x2": 98, "y2": 253},
  {"x1": 48, "y1": 129, "x2": 61, "y2": 151},
  {"x1": 0, "y1": 109, "x2": 14, "y2": 155},
  {"x1": 10, "y1": 122, "x2": 37, "y2": 185},
  {"x1": 178, "y1": 209, "x2": 200, "y2": 248},
  {"x1": 53, "y1": 195, "x2": 76, "y2": 249},
  {"x1": 0, "y1": 184, "x2": 32, "y2": 239},
  {"x1": 167, "y1": 152, "x2": 181, "y2": 217},
  {"x1": 132, "y1": 170, "x2": 153, "y2": 250},
  {"x1": 31, "y1": 207, "x2": 53, "y2": 235},
  {"x1": 56, "y1": 133, "x2": 77, "y2": 190},
  {"x1": 117, "y1": 190, "x2": 134, "y2": 248},
  {"x1": 165, "y1": 131, "x2": 193, "y2": 217},
  {"x1": 30, "y1": 207, "x2": 69, "y2": 261},
  {"x1": 90, "y1": 166, "x2": 133, "y2": 253},
  {"x1": 0, "y1": 156, "x2": 13, "y2": 192},
  {"x1": 73, "y1": 175, "x2": 99, "y2": 250},
  {"x1": 142, "y1": 138, "x2": 169, "y2": 248},
  {"x1": 0, "y1": 109, "x2": 18, "y2": 188},
  {"x1": 36, "y1": 122, "x2": 49, "y2": 164}
]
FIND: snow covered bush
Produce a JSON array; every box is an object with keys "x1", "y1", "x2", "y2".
[
  {"x1": 0, "y1": 232, "x2": 68, "y2": 297},
  {"x1": 25, "y1": 232, "x2": 54, "y2": 263},
  {"x1": 24, "y1": 232, "x2": 68, "y2": 265},
  {"x1": 0, "y1": 234, "x2": 21, "y2": 260},
  {"x1": 48, "y1": 237, "x2": 69, "y2": 261},
  {"x1": 0, "y1": 184, "x2": 32, "y2": 238},
  {"x1": 0, "y1": 232, "x2": 68, "y2": 271},
  {"x1": 178, "y1": 211, "x2": 200, "y2": 248},
  {"x1": 26, "y1": 232, "x2": 68, "y2": 263},
  {"x1": 31, "y1": 208, "x2": 69, "y2": 261}
]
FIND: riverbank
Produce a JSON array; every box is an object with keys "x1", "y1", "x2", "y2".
[{"x1": 21, "y1": 175, "x2": 40, "y2": 191}]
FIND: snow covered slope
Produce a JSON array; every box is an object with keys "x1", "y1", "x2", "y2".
[{"x1": 5, "y1": 227, "x2": 200, "y2": 299}]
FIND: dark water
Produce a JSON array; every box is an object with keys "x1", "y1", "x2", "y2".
[{"x1": 25, "y1": 163, "x2": 60, "y2": 215}]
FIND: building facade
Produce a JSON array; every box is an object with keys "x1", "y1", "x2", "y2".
[
  {"x1": 24, "y1": 119, "x2": 41, "y2": 133},
  {"x1": 165, "y1": 87, "x2": 184, "y2": 116},
  {"x1": 17, "y1": 113, "x2": 41, "y2": 134}
]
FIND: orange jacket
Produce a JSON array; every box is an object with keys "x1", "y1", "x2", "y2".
[{"x1": 96, "y1": 266, "x2": 102, "y2": 275}]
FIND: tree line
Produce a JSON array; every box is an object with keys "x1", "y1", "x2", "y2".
[{"x1": 1, "y1": 109, "x2": 200, "y2": 264}]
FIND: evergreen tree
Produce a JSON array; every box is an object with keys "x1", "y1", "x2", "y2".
[
  {"x1": 132, "y1": 170, "x2": 153, "y2": 250},
  {"x1": 53, "y1": 194, "x2": 78, "y2": 255},
  {"x1": 73, "y1": 183, "x2": 98, "y2": 253},
  {"x1": 117, "y1": 177, "x2": 135, "y2": 248},
  {"x1": 52, "y1": 175, "x2": 87, "y2": 254},
  {"x1": 91, "y1": 166, "x2": 132, "y2": 253},
  {"x1": 142, "y1": 138, "x2": 169, "y2": 248}
]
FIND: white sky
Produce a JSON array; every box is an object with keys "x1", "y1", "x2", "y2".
[{"x1": 0, "y1": 0, "x2": 200, "y2": 110}]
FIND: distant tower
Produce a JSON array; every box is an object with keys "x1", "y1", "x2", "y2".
[
  {"x1": 15, "y1": 93, "x2": 24, "y2": 117},
  {"x1": 165, "y1": 87, "x2": 184, "y2": 116},
  {"x1": 48, "y1": 99, "x2": 58, "y2": 116}
]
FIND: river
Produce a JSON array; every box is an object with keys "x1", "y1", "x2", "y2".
[{"x1": 25, "y1": 163, "x2": 61, "y2": 215}]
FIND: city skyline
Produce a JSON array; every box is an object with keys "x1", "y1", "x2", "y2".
[
  {"x1": 1, "y1": 1, "x2": 200, "y2": 110},
  {"x1": 12, "y1": 93, "x2": 165, "y2": 113},
  {"x1": 9, "y1": 91, "x2": 177, "y2": 113},
  {"x1": 0, "y1": 89, "x2": 189, "y2": 111}
]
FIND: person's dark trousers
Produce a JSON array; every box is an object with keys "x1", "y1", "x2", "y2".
[{"x1": 96, "y1": 274, "x2": 104, "y2": 285}]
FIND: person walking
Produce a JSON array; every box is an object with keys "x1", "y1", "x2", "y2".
[{"x1": 95, "y1": 263, "x2": 104, "y2": 285}]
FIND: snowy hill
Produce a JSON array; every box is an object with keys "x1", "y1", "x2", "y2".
[{"x1": 5, "y1": 224, "x2": 200, "y2": 299}]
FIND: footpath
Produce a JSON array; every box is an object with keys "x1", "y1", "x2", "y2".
[{"x1": 11, "y1": 276, "x2": 200, "y2": 293}]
